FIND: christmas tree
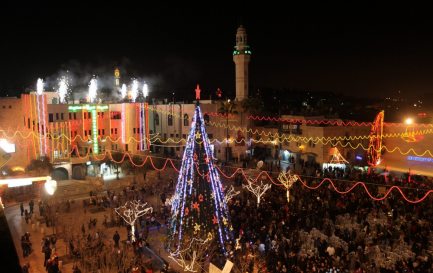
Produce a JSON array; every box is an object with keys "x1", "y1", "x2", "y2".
[{"x1": 168, "y1": 87, "x2": 233, "y2": 268}]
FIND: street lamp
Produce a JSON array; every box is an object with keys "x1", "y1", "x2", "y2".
[{"x1": 405, "y1": 117, "x2": 414, "y2": 125}]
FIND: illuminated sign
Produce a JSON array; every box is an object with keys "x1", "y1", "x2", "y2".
[
  {"x1": 68, "y1": 105, "x2": 109, "y2": 112},
  {"x1": 407, "y1": 156, "x2": 433, "y2": 163},
  {"x1": 0, "y1": 139, "x2": 16, "y2": 153}
]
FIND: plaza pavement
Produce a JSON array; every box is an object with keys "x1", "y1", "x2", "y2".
[{"x1": 3, "y1": 170, "x2": 183, "y2": 272}]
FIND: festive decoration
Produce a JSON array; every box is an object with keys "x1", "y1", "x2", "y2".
[
  {"x1": 223, "y1": 185, "x2": 240, "y2": 204},
  {"x1": 195, "y1": 84, "x2": 201, "y2": 100},
  {"x1": 57, "y1": 76, "x2": 69, "y2": 103},
  {"x1": 88, "y1": 77, "x2": 98, "y2": 103},
  {"x1": 242, "y1": 178, "x2": 271, "y2": 207},
  {"x1": 130, "y1": 79, "x2": 139, "y2": 102},
  {"x1": 368, "y1": 111, "x2": 384, "y2": 166},
  {"x1": 115, "y1": 200, "x2": 153, "y2": 242},
  {"x1": 120, "y1": 84, "x2": 127, "y2": 99},
  {"x1": 168, "y1": 98, "x2": 233, "y2": 270},
  {"x1": 142, "y1": 82, "x2": 149, "y2": 99},
  {"x1": 277, "y1": 172, "x2": 299, "y2": 203},
  {"x1": 169, "y1": 232, "x2": 214, "y2": 272},
  {"x1": 329, "y1": 147, "x2": 349, "y2": 164}
]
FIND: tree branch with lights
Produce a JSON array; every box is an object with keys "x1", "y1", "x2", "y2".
[
  {"x1": 242, "y1": 179, "x2": 271, "y2": 207},
  {"x1": 115, "y1": 200, "x2": 153, "y2": 242},
  {"x1": 277, "y1": 172, "x2": 299, "y2": 203}
]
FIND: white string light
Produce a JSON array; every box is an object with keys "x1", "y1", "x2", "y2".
[
  {"x1": 224, "y1": 185, "x2": 240, "y2": 204},
  {"x1": 169, "y1": 232, "x2": 213, "y2": 272},
  {"x1": 277, "y1": 172, "x2": 299, "y2": 203},
  {"x1": 242, "y1": 179, "x2": 271, "y2": 208},
  {"x1": 115, "y1": 200, "x2": 153, "y2": 242}
]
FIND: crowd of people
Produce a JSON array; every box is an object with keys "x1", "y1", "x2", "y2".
[{"x1": 227, "y1": 164, "x2": 433, "y2": 273}]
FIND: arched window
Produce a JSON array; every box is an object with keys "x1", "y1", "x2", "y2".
[
  {"x1": 183, "y1": 114, "x2": 189, "y2": 127},
  {"x1": 154, "y1": 113, "x2": 159, "y2": 126},
  {"x1": 168, "y1": 114, "x2": 173, "y2": 126}
]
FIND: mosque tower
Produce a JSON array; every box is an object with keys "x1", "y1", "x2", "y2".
[{"x1": 233, "y1": 25, "x2": 251, "y2": 101}]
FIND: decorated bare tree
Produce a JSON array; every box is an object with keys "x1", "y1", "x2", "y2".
[
  {"x1": 115, "y1": 200, "x2": 153, "y2": 242},
  {"x1": 277, "y1": 172, "x2": 299, "y2": 203},
  {"x1": 224, "y1": 185, "x2": 240, "y2": 204},
  {"x1": 242, "y1": 179, "x2": 271, "y2": 208}
]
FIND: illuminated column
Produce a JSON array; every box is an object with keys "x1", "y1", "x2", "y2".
[
  {"x1": 91, "y1": 107, "x2": 98, "y2": 154},
  {"x1": 121, "y1": 103, "x2": 126, "y2": 144}
]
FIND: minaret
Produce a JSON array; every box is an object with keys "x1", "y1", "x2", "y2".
[
  {"x1": 233, "y1": 25, "x2": 251, "y2": 101},
  {"x1": 114, "y1": 67, "x2": 120, "y2": 88}
]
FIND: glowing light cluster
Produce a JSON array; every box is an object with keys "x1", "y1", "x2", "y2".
[
  {"x1": 57, "y1": 76, "x2": 69, "y2": 103},
  {"x1": 88, "y1": 77, "x2": 98, "y2": 103},
  {"x1": 36, "y1": 78, "x2": 44, "y2": 95},
  {"x1": 131, "y1": 79, "x2": 139, "y2": 102},
  {"x1": 142, "y1": 82, "x2": 149, "y2": 98},
  {"x1": 121, "y1": 83, "x2": 127, "y2": 99}
]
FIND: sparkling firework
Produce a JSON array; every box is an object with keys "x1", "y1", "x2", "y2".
[
  {"x1": 131, "y1": 79, "x2": 139, "y2": 102},
  {"x1": 57, "y1": 77, "x2": 69, "y2": 103},
  {"x1": 36, "y1": 78, "x2": 44, "y2": 95},
  {"x1": 120, "y1": 83, "x2": 127, "y2": 99},
  {"x1": 142, "y1": 82, "x2": 149, "y2": 98},
  {"x1": 88, "y1": 77, "x2": 98, "y2": 103}
]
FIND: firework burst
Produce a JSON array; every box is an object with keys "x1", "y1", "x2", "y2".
[{"x1": 88, "y1": 77, "x2": 98, "y2": 103}]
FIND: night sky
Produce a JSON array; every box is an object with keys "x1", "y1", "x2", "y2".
[{"x1": 1, "y1": 4, "x2": 433, "y2": 101}]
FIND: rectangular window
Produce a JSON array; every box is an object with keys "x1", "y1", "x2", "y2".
[
  {"x1": 208, "y1": 134, "x2": 213, "y2": 139},
  {"x1": 114, "y1": 128, "x2": 118, "y2": 134},
  {"x1": 98, "y1": 129, "x2": 101, "y2": 135},
  {"x1": 88, "y1": 130, "x2": 91, "y2": 136},
  {"x1": 84, "y1": 112, "x2": 87, "y2": 119},
  {"x1": 27, "y1": 118, "x2": 30, "y2": 129},
  {"x1": 69, "y1": 113, "x2": 72, "y2": 119},
  {"x1": 74, "y1": 113, "x2": 77, "y2": 120},
  {"x1": 175, "y1": 134, "x2": 179, "y2": 138},
  {"x1": 170, "y1": 134, "x2": 174, "y2": 138},
  {"x1": 61, "y1": 113, "x2": 64, "y2": 120},
  {"x1": 74, "y1": 131, "x2": 77, "y2": 137},
  {"x1": 49, "y1": 113, "x2": 54, "y2": 122},
  {"x1": 84, "y1": 131, "x2": 87, "y2": 136},
  {"x1": 111, "y1": 128, "x2": 113, "y2": 134},
  {"x1": 133, "y1": 128, "x2": 136, "y2": 134},
  {"x1": 88, "y1": 112, "x2": 91, "y2": 119},
  {"x1": 56, "y1": 113, "x2": 59, "y2": 120},
  {"x1": 164, "y1": 133, "x2": 167, "y2": 139},
  {"x1": 110, "y1": 112, "x2": 121, "y2": 119},
  {"x1": 125, "y1": 144, "x2": 128, "y2": 151},
  {"x1": 102, "y1": 129, "x2": 105, "y2": 135},
  {"x1": 137, "y1": 144, "x2": 140, "y2": 150},
  {"x1": 182, "y1": 134, "x2": 186, "y2": 139}
]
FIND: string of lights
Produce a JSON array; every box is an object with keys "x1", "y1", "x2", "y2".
[{"x1": 53, "y1": 147, "x2": 433, "y2": 204}]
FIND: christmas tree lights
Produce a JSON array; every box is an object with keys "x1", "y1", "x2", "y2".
[{"x1": 168, "y1": 97, "x2": 233, "y2": 269}]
